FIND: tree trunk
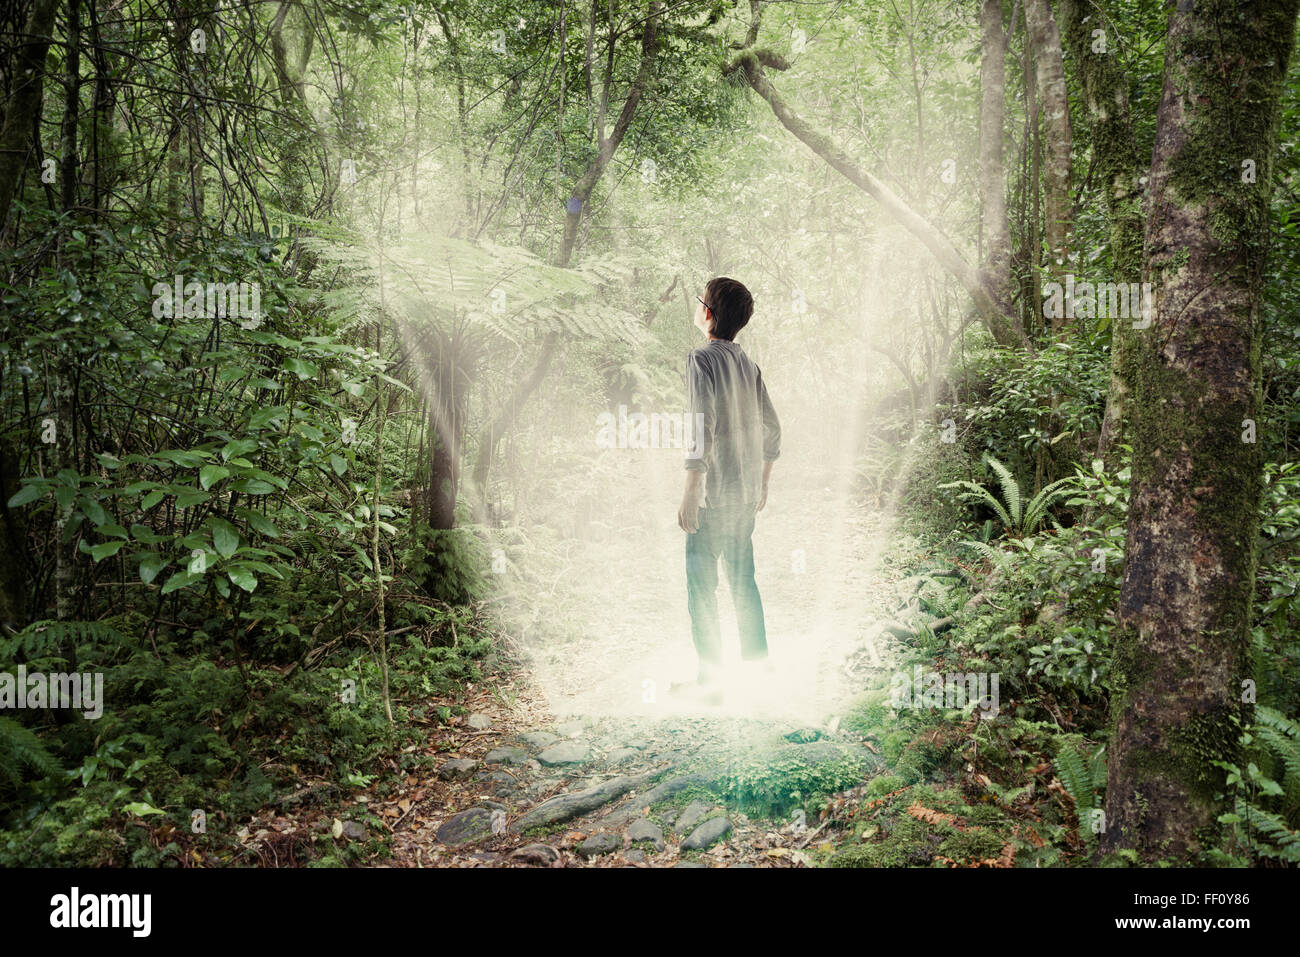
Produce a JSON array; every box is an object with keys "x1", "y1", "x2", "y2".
[
  {"x1": 1102, "y1": 0, "x2": 1299, "y2": 861},
  {"x1": 1059, "y1": 0, "x2": 1143, "y2": 463},
  {"x1": 978, "y1": 0, "x2": 1012, "y2": 317},
  {"x1": 0, "y1": 0, "x2": 60, "y2": 236},
  {"x1": 470, "y1": 331, "x2": 560, "y2": 512},
  {"x1": 555, "y1": 1, "x2": 660, "y2": 266},
  {"x1": 1024, "y1": 0, "x2": 1072, "y2": 294}
]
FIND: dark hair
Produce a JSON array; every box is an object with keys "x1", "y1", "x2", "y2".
[{"x1": 703, "y1": 277, "x2": 754, "y2": 341}]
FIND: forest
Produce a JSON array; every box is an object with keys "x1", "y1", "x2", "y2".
[{"x1": 1, "y1": 0, "x2": 1298, "y2": 877}]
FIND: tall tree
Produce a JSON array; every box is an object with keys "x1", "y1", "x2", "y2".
[
  {"x1": 1024, "y1": 0, "x2": 1072, "y2": 301},
  {"x1": 978, "y1": 0, "x2": 1012, "y2": 318},
  {"x1": 1103, "y1": 0, "x2": 1300, "y2": 860},
  {"x1": 1060, "y1": 0, "x2": 1144, "y2": 462}
]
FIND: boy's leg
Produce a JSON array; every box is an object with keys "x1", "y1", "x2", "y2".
[
  {"x1": 723, "y1": 503, "x2": 768, "y2": 662},
  {"x1": 685, "y1": 507, "x2": 723, "y2": 683}
]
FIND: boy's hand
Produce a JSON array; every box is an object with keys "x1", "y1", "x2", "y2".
[
  {"x1": 756, "y1": 482, "x2": 768, "y2": 512},
  {"x1": 678, "y1": 489, "x2": 701, "y2": 533}
]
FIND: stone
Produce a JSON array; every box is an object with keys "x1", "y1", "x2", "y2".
[
  {"x1": 674, "y1": 860, "x2": 707, "y2": 868},
  {"x1": 624, "y1": 849, "x2": 646, "y2": 864},
  {"x1": 484, "y1": 747, "x2": 530, "y2": 766},
  {"x1": 672, "y1": 800, "x2": 712, "y2": 837},
  {"x1": 681, "y1": 816, "x2": 732, "y2": 851},
  {"x1": 436, "y1": 808, "x2": 494, "y2": 846},
  {"x1": 518, "y1": 731, "x2": 560, "y2": 751},
  {"x1": 466, "y1": 713, "x2": 492, "y2": 730},
  {"x1": 555, "y1": 720, "x2": 586, "y2": 738},
  {"x1": 510, "y1": 770, "x2": 661, "y2": 833},
  {"x1": 603, "y1": 771, "x2": 708, "y2": 827},
  {"x1": 579, "y1": 832, "x2": 621, "y2": 858},
  {"x1": 606, "y1": 748, "x2": 640, "y2": 765},
  {"x1": 438, "y1": 758, "x2": 478, "y2": 780},
  {"x1": 510, "y1": 844, "x2": 559, "y2": 866},
  {"x1": 784, "y1": 727, "x2": 823, "y2": 743},
  {"x1": 627, "y1": 818, "x2": 665, "y2": 852},
  {"x1": 474, "y1": 770, "x2": 518, "y2": 795},
  {"x1": 538, "y1": 741, "x2": 590, "y2": 766},
  {"x1": 341, "y1": 820, "x2": 367, "y2": 841}
]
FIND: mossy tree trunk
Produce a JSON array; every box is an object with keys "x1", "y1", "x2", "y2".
[
  {"x1": 1102, "y1": 0, "x2": 1299, "y2": 861},
  {"x1": 1059, "y1": 0, "x2": 1144, "y2": 464},
  {"x1": 978, "y1": 0, "x2": 1012, "y2": 317},
  {"x1": 1024, "y1": 0, "x2": 1073, "y2": 301}
]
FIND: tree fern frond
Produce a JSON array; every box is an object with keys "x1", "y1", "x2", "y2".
[
  {"x1": 983, "y1": 455, "x2": 1023, "y2": 529},
  {"x1": 0, "y1": 716, "x2": 63, "y2": 787}
]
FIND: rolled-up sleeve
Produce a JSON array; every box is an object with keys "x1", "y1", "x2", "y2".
[
  {"x1": 685, "y1": 352, "x2": 714, "y2": 470},
  {"x1": 759, "y1": 370, "x2": 780, "y2": 462}
]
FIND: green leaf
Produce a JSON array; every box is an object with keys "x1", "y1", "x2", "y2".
[
  {"x1": 227, "y1": 566, "x2": 258, "y2": 593},
  {"x1": 138, "y1": 553, "x2": 166, "y2": 585},
  {"x1": 231, "y1": 478, "x2": 274, "y2": 495},
  {"x1": 211, "y1": 518, "x2": 239, "y2": 558},
  {"x1": 199, "y1": 465, "x2": 230, "y2": 490},
  {"x1": 221, "y1": 438, "x2": 259, "y2": 461},
  {"x1": 122, "y1": 801, "x2": 166, "y2": 817},
  {"x1": 330, "y1": 454, "x2": 348, "y2": 476},
  {"x1": 240, "y1": 510, "x2": 280, "y2": 538},
  {"x1": 284, "y1": 357, "x2": 319, "y2": 379},
  {"x1": 161, "y1": 570, "x2": 200, "y2": 594},
  {"x1": 7, "y1": 484, "x2": 44, "y2": 508},
  {"x1": 89, "y1": 541, "x2": 127, "y2": 561},
  {"x1": 141, "y1": 489, "x2": 165, "y2": 511}
]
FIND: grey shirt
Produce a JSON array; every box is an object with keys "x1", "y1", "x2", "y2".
[{"x1": 685, "y1": 339, "x2": 781, "y2": 508}]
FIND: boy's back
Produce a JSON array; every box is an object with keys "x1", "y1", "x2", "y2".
[{"x1": 685, "y1": 339, "x2": 781, "y2": 507}]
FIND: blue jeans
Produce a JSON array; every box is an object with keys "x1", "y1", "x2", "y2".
[{"x1": 685, "y1": 502, "x2": 768, "y2": 683}]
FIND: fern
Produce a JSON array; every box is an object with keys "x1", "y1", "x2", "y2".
[
  {"x1": 939, "y1": 455, "x2": 1074, "y2": 537},
  {"x1": 0, "y1": 716, "x2": 63, "y2": 787},
  {"x1": 0, "y1": 619, "x2": 127, "y2": 660}
]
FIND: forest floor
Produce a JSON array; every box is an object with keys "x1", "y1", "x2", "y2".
[
  {"x1": 379, "y1": 473, "x2": 914, "y2": 866},
  {"x1": 232, "y1": 464, "x2": 924, "y2": 867}
]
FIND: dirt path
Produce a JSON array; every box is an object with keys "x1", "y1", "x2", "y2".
[{"x1": 371, "y1": 463, "x2": 914, "y2": 867}]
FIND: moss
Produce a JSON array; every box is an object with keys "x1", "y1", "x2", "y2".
[{"x1": 938, "y1": 826, "x2": 1005, "y2": 863}]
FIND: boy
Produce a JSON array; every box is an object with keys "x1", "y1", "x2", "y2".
[{"x1": 675, "y1": 277, "x2": 781, "y2": 704}]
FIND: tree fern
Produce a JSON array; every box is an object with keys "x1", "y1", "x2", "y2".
[
  {"x1": 0, "y1": 717, "x2": 63, "y2": 787},
  {"x1": 0, "y1": 619, "x2": 127, "y2": 660}
]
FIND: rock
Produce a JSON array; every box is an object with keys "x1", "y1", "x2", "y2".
[
  {"x1": 555, "y1": 720, "x2": 586, "y2": 738},
  {"x1": 466, "y1": 713, "x2": 492, "y2": 730},
  {"x1": 484, "y1": 747, "x2": 530, "y2": 766},
  {"x1": 538, "y1": 741, "x2": 590, "y2": 766},
  {"x1": 681, "y1": 816, "x2": 732, "y2": 851},
  {"x1": 510, "y1": 844, "x2": 559, "y2": 866},
  {"x1": 729, "y1": 862, "x2": 754, "y2": 868},
  {"x1": 510, "y1": 770, "x2": 663, "y2": 833},
  {"x1": 341, "y1": 820, "x2": 367, "y2": 841},
  {"x1": 518, "y1": 731, "x2": 560, "y2": 751},
  {"x1": 603, "y1": 771, "x2": 709, "y2": 826},
  {"x1": 438, "y1": 758, "x2": 478, "y2": 780},
  {"x1": 474, "y1": 771, "x2": 518, "y2": 796},
  {"x1": 627, "y1": 819, "x2": 665, "y2": 852},
  {"x1": 784, "y1": 727, "x2": 823, "y2": 743},
  {"x1": 674, "y1": 860, "x2": 708, "y2": 868},
  {"x1": 624, "y1": 849, "x2": 646, "y2": 864},
  {"x1": 436, "y1": 808, "x2": 494, "y2": 846},
  {"x1": 673, "y1": 800, "x2": 712, "y2": 837},
  {"x1": 578, "y1": 832, "x2": 620, "y2": 858},
  {"x1": 605, "y1": 748, "x2": 640, "y2": 765}
]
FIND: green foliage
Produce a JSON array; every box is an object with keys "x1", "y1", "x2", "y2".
[
  {"x1": 716, "y1": 746, "x2": 868, "y2": 818},
  {"x1": 402, "y1": 525, "x2": 488, "y2": 605},
  {"x1": 939, "y1": 453, "x2": 1073, "y2": 537}
]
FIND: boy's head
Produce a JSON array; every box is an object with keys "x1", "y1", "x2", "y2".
[{"x1": 698, "y1": 277, "x2": 754, "y2": 341}]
